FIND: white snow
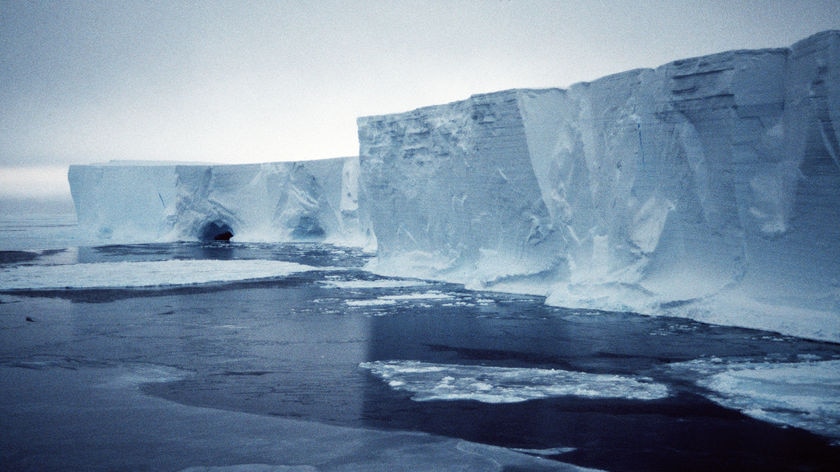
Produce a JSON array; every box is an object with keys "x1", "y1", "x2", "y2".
[
  {"x1": 360, "y1": 360, "x2": 669, "y2": 403},
  {"x1": 672, "y1": 359, "x2": 840, "y2": 441},
  {"x1": 377, "y1": 291, "x2": 454, "y2": 301},
  {"x1": 0, "y1": 260, "x2": 318, "y2": 290}
]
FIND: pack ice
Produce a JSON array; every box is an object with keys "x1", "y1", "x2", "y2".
[{"x1": 69, "y1": 31, "x2": 840, "y2": 341}]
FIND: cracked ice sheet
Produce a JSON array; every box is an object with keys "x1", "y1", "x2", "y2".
[
  {"x1": 0, "y1": 363, "x2": 597, "y2": 472},
  {"x1": 672, "y1": 359, "x2": 840, "y2": 441},
  {"x1": 0, "y1": 259, "x2": 321, "y2": 290}
]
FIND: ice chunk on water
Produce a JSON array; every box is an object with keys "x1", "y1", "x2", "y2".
[
  {"x1": 67, "y1": 31, "x2": 840, "y2": 342},
  {"x1": 357, "y1": 30, "x2": 840, "y2": 342},
  {"x1": 0, "y1": 259, "x2": 319, "y2": 290},
  {"x1": 68, "y1": 159, "x2": 371, "y2": 247},
  {"x1": 360, "y1": 360, "x2": 669, "y2": 403}
]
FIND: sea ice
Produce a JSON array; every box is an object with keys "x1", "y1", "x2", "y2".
[
  {"x1": 671, "y1": 359, "x2": 840, "y2": 441},
  {"x1": 67, "y1": 31, "x2": 840, "y2": 342},
  {"x1": 0, "y1": 259, "x2": 319, "y2": 290},
  {"x1": 360, "y1": 360, "x2": 669, "y2": 403}
]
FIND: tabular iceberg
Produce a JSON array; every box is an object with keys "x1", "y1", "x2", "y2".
[
  {"x1": 69, "y1": 158, "x2": 372, "y2": 247},
  {"x1": 69, "y1": 31, "x2": 840, "y2": 341},
  {"x1": 357, "y1": 30, "x2": 840, "y2": 341}
]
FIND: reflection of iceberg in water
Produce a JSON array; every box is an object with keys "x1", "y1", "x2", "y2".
[{"x1": 69, "y1": 31, "x2": 840, "y2": 342}]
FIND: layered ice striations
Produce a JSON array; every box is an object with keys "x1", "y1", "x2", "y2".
[
  {"x1": 69, "y1": 31, "x2": 840, "y2": 341},
  {"x1": 69, "y1": 158, "x2": 372, "y2": 247},
  {"x1": 357, "y1": 31, "x2": 840, "y2": 341}
]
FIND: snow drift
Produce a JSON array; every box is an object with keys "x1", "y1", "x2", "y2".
[{"x1": 69, "y1": 31, "x2": 840, "y2": 341}]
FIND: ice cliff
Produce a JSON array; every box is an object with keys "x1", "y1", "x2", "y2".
[
  {"x1": 357, "y1": 31, "x2": 840, "y2": 341},
  {"x1": 69, "y1": 158, "x2": 371, "y2": 247},
  {"x1": 69, "y1": 31, "x2": 839, "y2": 341}
]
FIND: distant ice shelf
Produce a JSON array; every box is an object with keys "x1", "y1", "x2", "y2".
[
  {"x1": 69, "y1": 157, "x2": 373, "y2": 248},
  {"x1": 69, "y1": 30, "x2": 840, "y2": 342}
]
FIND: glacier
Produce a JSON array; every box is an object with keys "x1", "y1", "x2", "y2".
[{"x1": 68, "y1": 31, "x2": 840, "y2": 342}]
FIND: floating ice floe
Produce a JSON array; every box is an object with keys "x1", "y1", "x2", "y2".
[
  {"x1": 320, "y1": 278, "x2": 430, "y2": 289},
  {"x1": 360, "y1": 360, "x2": 669, "y2": 403},
  {"x1": 0, "y1": 259, "x2": 318, "y2": 290},
  {"x1": 673, "y1": 359, "x2": 840, "y2": 441}
]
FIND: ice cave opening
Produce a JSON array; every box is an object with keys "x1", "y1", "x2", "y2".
[{"x1": 199, "y1": 221, "x2": 234, "y2": 241}]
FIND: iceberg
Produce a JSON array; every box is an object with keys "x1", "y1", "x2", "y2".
[
  {"x1": 357, "y1": 30, "x2": 840, "y2": 342},
  {"x1": 69, "y1": 31, "x2": 840, "y2": 341},
  {"x1": 69, "y1": 158, "x2": 372, "y2": 247}
]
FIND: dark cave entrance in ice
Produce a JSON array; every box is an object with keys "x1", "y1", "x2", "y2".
[{"x1": 199, "y1": 221, "x2": 234, "y2": 241}]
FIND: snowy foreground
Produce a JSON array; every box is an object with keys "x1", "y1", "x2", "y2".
[{"x1": 68, "y1": 31, "x2": 840, "y2": 343}]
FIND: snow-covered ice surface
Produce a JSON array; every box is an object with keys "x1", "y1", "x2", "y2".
[{"x1": 319, "y1": 278, "x2": 429, "y2": 289}]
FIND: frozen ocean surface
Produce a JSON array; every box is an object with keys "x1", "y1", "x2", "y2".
[{"x1": 2, "y1": 214, "x2": 840, "y2": 471}]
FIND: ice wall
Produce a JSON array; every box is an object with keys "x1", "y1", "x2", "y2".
[
  {"x1": 69, "y1": 158, "x2": 371, "y2": 246},
  {"x1": 68, "y1": 31, "x2": 839, "y2": 340},
  {"x1": 358, "y1": 31, "x2": 840, "y2": 341},
  {"x1": 358, "y1": 91, "x2": 562, "y2": 282}
]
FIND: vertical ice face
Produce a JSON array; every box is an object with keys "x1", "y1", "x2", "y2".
[
  {"x1": 743, "y1": 30, "x2": 840, "y2": 311},
  {"x1": 357, "y1": 30, "x2": 840, "y2": 335},
  {"x1": 69, "y1": 158, "x2": 369, "y2": 245},
  {"x1": 358, "y1": 91, "x2": 561, "y2": 284},
  {"x1": 69, "y1": 164, "x2": 179, "y2": 242}
]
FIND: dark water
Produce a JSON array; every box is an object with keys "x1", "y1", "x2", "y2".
[{"x1": 2, "y1": 242, "x2": 840, "y2": 471}]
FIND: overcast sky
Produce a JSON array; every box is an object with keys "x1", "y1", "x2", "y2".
[{"x1": 1, "y1": 0, "x2": 839, "y2": 201}]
